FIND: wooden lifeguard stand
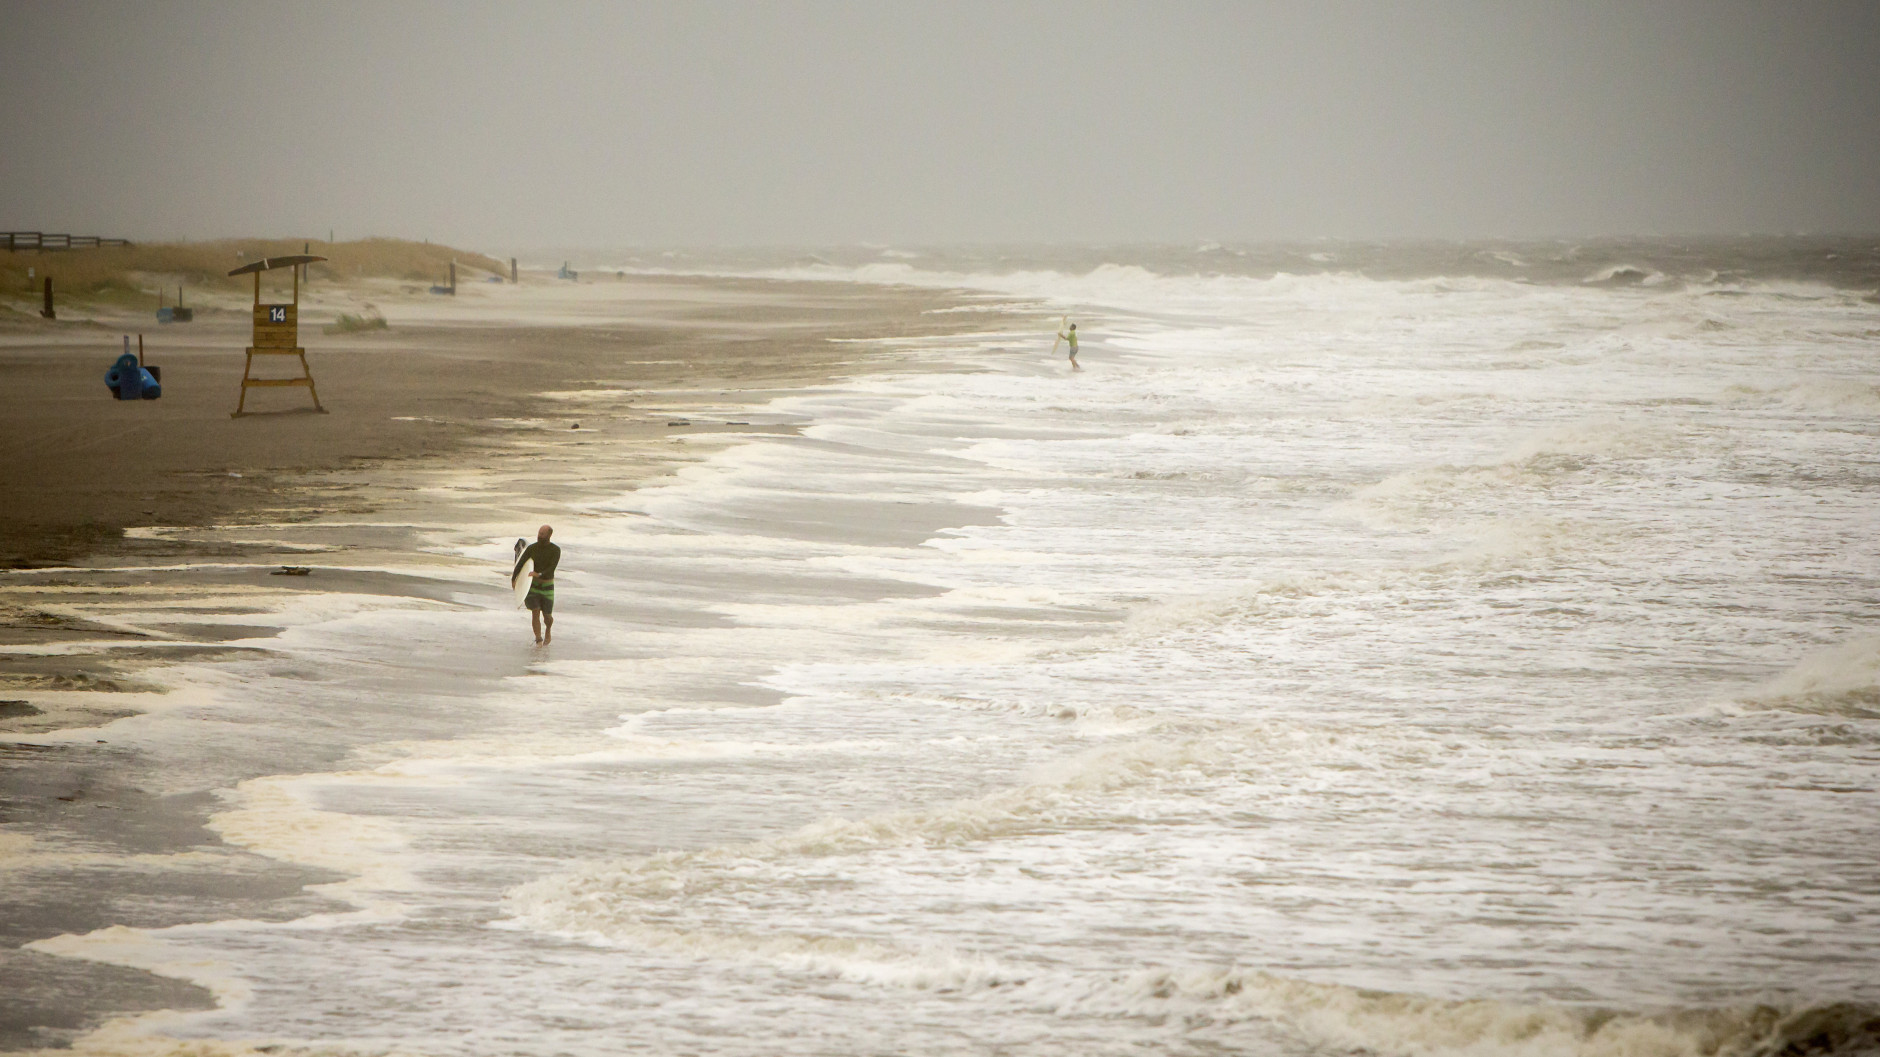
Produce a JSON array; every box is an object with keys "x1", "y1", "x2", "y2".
[{"x1": 228, "y1": 254, "x2": 328, "y2": 416}]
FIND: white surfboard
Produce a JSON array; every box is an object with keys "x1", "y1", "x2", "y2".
[{"x1": 511, "y1": 538, "x2": 532, "y2": 608}]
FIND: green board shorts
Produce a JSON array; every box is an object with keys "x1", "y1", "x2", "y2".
[{"x1": 526, "y1": 581, "x2": 554, "y2": 615}]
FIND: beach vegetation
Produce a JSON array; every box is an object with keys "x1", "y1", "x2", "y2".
[
  {"x1": 325, "y1": 307, "x2": 390, "y2": 334},
  {"x1": 0, "y1": 237, "x2": 504, "y2": 309}
]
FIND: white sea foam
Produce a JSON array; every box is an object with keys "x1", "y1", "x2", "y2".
[{"x1": 207, "y1": 772, "x2": 424, "y2": 907}]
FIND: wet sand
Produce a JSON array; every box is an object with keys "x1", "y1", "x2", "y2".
[
  {"x1": 0, "y1": 273, "x2": 977, "y2": 566},
  {"x1": 0, "y1": 271, "x2": 1006, "y2": 1052}
]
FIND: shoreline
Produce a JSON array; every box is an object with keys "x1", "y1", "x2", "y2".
[
  {"x1": 2, "y1": 271, "x2": 1007, "y2": 730},
  {"x1": 0, "y1": 271, "x2": 998, "y2": 567},
  {"x1": 0, "y1": 271, "x2": 1023, "y2": 1052},
  {"x1": 2, "y1": 245, "x2": 1875, "y2": 1056}
]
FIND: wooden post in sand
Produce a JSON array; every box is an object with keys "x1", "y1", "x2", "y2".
[
  {"x1": 229, "y1": 253, "x2": 328, "y2": 417},
  {"x1": 40, "y1": 276, "x2": 54, "y2": 320},
  {"x1": 510, "y1": 258, "x2": 518, "y2": 284}
]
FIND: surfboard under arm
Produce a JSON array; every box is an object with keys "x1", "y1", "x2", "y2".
[
  {"x1": 511, "y1": 538, "x2": 531, "y2": 608},
  {"x1": 513, "y1": 557, "x2": 533, "y2": 608},
  {"x1": 1050, "y1": 314, "x2": 1066, "y2": 355}
]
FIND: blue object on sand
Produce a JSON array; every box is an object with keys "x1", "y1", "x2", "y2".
[
  {"x1": 107, "y1": 352, "x2": 142, "y2": 399},
  {"x1": 105, "y1": 352, "x2": 161, "y2": 400}
]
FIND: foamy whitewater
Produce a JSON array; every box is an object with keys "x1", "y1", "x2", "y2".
[{"x1": 17, "y1": 242, "x2": 1880, "y2": 1055}]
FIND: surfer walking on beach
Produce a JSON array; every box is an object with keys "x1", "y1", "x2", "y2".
[
  {"x1": 512, "y1": 524, "x2": 561, "y2": 645},
  {"x1": 1057, "y1": 320, "x2": 1081, "y2": 370}
]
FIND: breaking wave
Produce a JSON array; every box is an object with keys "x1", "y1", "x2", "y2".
[
  {"x1": 1060, "y1": 970, "x2": 1880, "y2": 1057},
  {"x1": 1744, "y1": 636, "x2": 1880, "y2": 719},
  {"x1": 1583, "y1": 264, "x2": 1670, "y2": 286}
]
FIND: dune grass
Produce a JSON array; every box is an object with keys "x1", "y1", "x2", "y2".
[
  {"x1": 2, "y1": 237, "x2": 505, "y2": 306},
  {"x1": 325, "y1": 307, "x2": 390, "y2": 334}
]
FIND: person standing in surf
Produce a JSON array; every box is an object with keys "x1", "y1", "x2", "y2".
[
  {"x1": 512, "y1": 524, "x2": 561, "y2": 645},
  {"x1": 1058, "y1": 321, "x2": 1081, "y2": 370}
]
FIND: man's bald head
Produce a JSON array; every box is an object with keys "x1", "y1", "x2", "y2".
[{"x1": 538, "y1": 525, "x2": 553, "y2": 541}]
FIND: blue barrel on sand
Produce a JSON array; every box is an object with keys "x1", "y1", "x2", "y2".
[{"x1": 104, "y1": 352, "x2": 161, "y2": 400}]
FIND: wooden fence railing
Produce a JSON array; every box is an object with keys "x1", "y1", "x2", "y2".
[{"x1": 3, "y1": 232, "x2": 134, "y2": 251}]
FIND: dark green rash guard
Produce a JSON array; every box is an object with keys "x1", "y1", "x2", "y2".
[{"x1": 513, "y1": 541, "x2": 561, "y2": 590}]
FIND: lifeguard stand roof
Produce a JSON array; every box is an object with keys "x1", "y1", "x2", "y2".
[{"x1": 227, "y1": 254, "x2": 327, "y2": 277}]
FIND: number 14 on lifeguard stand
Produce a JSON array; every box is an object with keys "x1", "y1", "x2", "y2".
[{"x1": 228, "y1": 253, "x2": 327, "y2": 417}]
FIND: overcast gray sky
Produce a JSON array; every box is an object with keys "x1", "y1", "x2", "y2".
[{"x1": 3, "y1": 1, "x2": 1878, "y2": 247}]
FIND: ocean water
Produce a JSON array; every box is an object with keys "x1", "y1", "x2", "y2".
[{"x1": 15, "y1": 241, "x2": 1880, "y2": 1056}]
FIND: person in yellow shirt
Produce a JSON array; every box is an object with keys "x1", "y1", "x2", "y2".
[{"x1": 1058, "y1": 321, "x2": 1080, "y2": 370}]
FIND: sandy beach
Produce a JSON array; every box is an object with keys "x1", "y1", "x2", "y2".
[
  {"x1": 0, "y1": 269, "x2": 1011, "y2": 1050},
  {"x1": 0, "y1": 268, "x2": 982, "y2": 565}
]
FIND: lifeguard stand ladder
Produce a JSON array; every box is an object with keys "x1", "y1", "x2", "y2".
[{"x1": 228, "y1": 254, "x2": 329, "y2": 417}]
